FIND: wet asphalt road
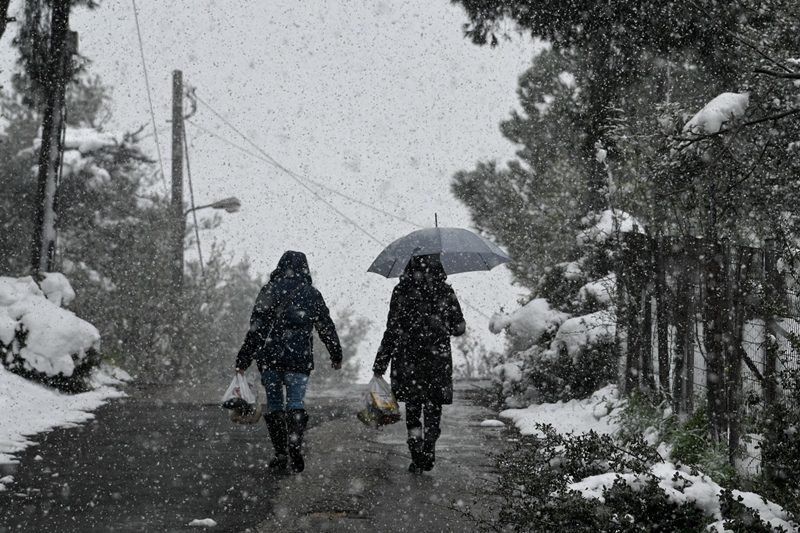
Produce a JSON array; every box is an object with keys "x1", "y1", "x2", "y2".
[{"x1": 0, "y1": 382, "x2": 504, "y2": 533}]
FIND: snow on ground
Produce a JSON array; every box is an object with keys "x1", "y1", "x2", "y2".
[
  {"x1": 500, "y1": 384, "x2": 623, "y2": 437},
  {"x1": 684, "y1": 92, "x2": 750, "y2": 135},
  {"x1": 0, "y1": 275, "x2": 100, "y2": 377},
  {"x1": 188, "y1": 518, "x2": 218, "y2": 527},
  {"x1": 569, "y1": 461, "x2": 796, "y2": 532},
  {"x1": 0, "y1": 364, "x2": 128, "y2": 464}
]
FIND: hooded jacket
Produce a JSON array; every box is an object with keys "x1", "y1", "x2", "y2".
[
  {"x1": 235, "y1": 251, "x2": 342, "y2": 374},
  {"x1": 372, "y1": 255, "x2": 466, "y2": 404}
]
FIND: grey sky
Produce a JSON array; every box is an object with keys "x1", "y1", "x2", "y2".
[{"x1": 7, "y1": 1, "x2": 540, "y2": 373}]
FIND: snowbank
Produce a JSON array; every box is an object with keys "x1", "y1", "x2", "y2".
[
  {"x1": 0, "y1": 276, "x2": 100, "y2": 377},
  {"x1": 0, "y1": 364, "x2": 128, "y2": 464},
  {"x1": 569, "y1": 461, "x2": 796, "y2": 532},
  {"x1": 577, "y1": 209, "x2": 645, "y2": 247},
  {"x1": 548, "y1": 309, "x2": 615, "y2": 361},
  {"x1": 489, "y1": 298, "x2": 570, "y2": 348},
  {"x1": 500, "y1": 384, "x2": 623, "y2": 437},
  {"x1": 684, "y1": 92, "x2": 750, "y2": 135}
]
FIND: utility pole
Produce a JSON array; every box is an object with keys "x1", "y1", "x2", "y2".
[
  {"x1": 171, "y1": 70, "x2": 184, "y2": 295},
  {"x1": 31, "y1": 3, "x2": 76, "y2": 274},
  {"x1": 170, "y1": 70, "x2": 185, "y2": 362}
]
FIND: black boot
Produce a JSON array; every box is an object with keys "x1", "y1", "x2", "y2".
[
  {"x1": 421, "y1": 438, "x2": 436, "y2": 471},
  {"x1": 264, "y1": 411, "x2": 288, "y2": 470},
  {"x1": 407, "y1": 437, "x2": 424, "y2": 474},
  {"x1": 286, "y1": 409, "x2": 309, "y2": 473}
]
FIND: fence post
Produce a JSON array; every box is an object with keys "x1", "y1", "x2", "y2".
[
  {"x1": 655, "y1": 235, "x2": 670, "y2": 393},
  {"x1": 704, "y1": 237, "x2": 727, "y2": 442},
  {"x1": 763, "y1": 238, "x2": 780, "y2": 405},
  {"x1": 686, "y1": 236, "x2": 696, "y2": 414}
]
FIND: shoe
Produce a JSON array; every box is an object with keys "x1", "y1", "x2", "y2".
[
  {"x1": 287, "y1": 409, "x2": 309, "y2": 473},
  {"x1": 264, "y1": 411, "x2": 288, "y2": 470},
  {"x1": 408, "y1": 461, "x2": 424, "y2": 474}
]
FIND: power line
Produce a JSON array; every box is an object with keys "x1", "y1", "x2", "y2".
[
  {"x1": 130, "y1": 0, "x2": 167, "y2": 192},
  {"x1": 187, "y1": 98, "x2": 383, "y2": 246},
  {"x1": 185, "y1": 118, "x2": 424, "y2": 229},
  {"x1": 190, "y1": 92, "x2": 492, "y2": 320},
  {"x1": 183, "y1": 126, "x2": 205, "y2": 278}
]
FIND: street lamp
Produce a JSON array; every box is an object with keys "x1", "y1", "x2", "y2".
[
  {"x1": 184, "y1": 196, "x2": 241, "y2": 216},
  {"x1": 185, "y1": 196, "x2": 241, "y2": 279}
]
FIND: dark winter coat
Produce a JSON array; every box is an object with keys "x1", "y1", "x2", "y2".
[
  {"x1": 235, "y1": 251, "x2": 342, "y2": 374},
  {"x1": 372, "y1": 255, "x2": 466, "y2": 405}
]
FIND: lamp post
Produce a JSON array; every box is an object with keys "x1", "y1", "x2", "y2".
[
  {"x1": 184, "y1": 196, "x2": 241, "y2": 280},
  {"x1": 183, "y1": 196, "x2": 242, "y2": 217}
]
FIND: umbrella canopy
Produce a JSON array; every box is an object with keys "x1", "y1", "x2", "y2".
[{"x1": 368, "y1": 227, "x2": 511, "y2": 278}]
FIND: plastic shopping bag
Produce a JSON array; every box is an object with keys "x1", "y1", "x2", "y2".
[
  {"x1": 357, "y1": 376, "x2": 401, "y2": 428},
  {"x1": 221, "y1": 373, "x2": 262, "y2": 425}
]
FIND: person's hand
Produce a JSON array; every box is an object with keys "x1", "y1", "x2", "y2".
[
  {"x1": 373, "y1": 371, "x2": 383, "y2": 379},
  {"x1": 235, "y1": 368, "x2": 244, "y2": 375},
  {"x1": 331, "y1": 361, "x2": 342, "y2": 370}
]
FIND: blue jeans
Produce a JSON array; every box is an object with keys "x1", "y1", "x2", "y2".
[{"x1": 261, "y1": 370, "x2": 309, "y2": 413}]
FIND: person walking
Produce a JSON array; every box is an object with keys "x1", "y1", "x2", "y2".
[
  {"x1": 235, "y1": 250, "x2": 342, "y2": 473},
  {"x1": 372, "y1": 254, "x2": 466, "y2": 474}
]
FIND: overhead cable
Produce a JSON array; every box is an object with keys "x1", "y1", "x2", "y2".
[{"x1": 130, "y1": 0, "x2": 167, "y2": 191}]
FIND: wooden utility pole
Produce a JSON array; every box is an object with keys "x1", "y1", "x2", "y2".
[
  {"x1": 31, "y1": 3, "x2": 75, "y2": 274},
  {"x1": 171, "y1": 70, "x2": 184, "y2": 295}
]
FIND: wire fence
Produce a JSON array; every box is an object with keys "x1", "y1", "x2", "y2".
[{"x1": 616, "y1": 234, "x2": 799, "y2": 416}]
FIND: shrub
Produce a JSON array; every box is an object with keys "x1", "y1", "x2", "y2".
[
  {"x1": 759, "y1": 365, "x2": 800, "y2": 517},
  {"x1": 483, "y1": 423, "x2": 792, "y2": 532},
  {"x1": 526, "y1": 339, "x2": 618, "y2": 403}
]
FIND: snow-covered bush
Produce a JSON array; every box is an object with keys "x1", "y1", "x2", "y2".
[
  {"x1": 0, "y1": 274, "x2": 101, "y2": 391},
  {"x1": 616, "y1": 392, "x2": 738, "y2": 486},
  {"x1": 488, "y1": 423, "x2": 797, "y2": 532},
  {"x1": 489, "y1": 211, "x2": 631, "y2": 405}
]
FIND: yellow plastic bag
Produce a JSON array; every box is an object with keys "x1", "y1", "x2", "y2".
[{"x1": 357, "y1": 376, "x2": 401, "y2": 428}]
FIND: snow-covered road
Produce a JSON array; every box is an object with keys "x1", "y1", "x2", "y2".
[{"x1": 0, "y1": 382, "x2": 505, "y2": 532}]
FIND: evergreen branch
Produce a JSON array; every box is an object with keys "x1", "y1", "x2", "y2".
[
  {"x1": 686, "y1": 0, "x2": 793, "y2": 73},
  {"x1": 754, "y1": 68, "x2": 800, "y2": 79},
  {"x1": 673, "y1": 108, "x2": 800, "y2": 149}
]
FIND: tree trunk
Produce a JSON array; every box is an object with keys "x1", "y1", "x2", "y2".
[
  {"x1": 30, "y1": 0, "x2": 71, "y2": 273},
  {"x1": 0, "y1": 0, "x2": 12, "y2": 43}
]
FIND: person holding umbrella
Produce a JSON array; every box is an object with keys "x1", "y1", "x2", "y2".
[
  {"x1": 372, "y1": 254, "x2": 465, "y2": 473},
  {"x1": 235, "y1": 250, "x2": 342, "y2": 473},
  {"x1": 369, "y1": 225, "x2": 510, "y2": 473}
]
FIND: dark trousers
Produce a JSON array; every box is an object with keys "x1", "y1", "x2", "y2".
[{"x1": 405, "y1": 401, "x2": 442, "y2": 443}]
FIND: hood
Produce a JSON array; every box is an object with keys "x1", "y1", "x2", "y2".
[
  {"x1": 270, "y1": 250, "x2": 312, "y2": 285},
  {"x1": 400, "y1": 254, "x2": 447, "y2": 287}
]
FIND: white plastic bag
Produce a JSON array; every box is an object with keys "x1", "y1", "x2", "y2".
[
  {"x1": 221, "y1": 373, "x2": 257, "y2": 406},
  {"x1": 357, "y1": 376, "x2": 401, "y2": 428},
  {"x1": 221, "y1": 373, "x2": 263, "y2": 425}
]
